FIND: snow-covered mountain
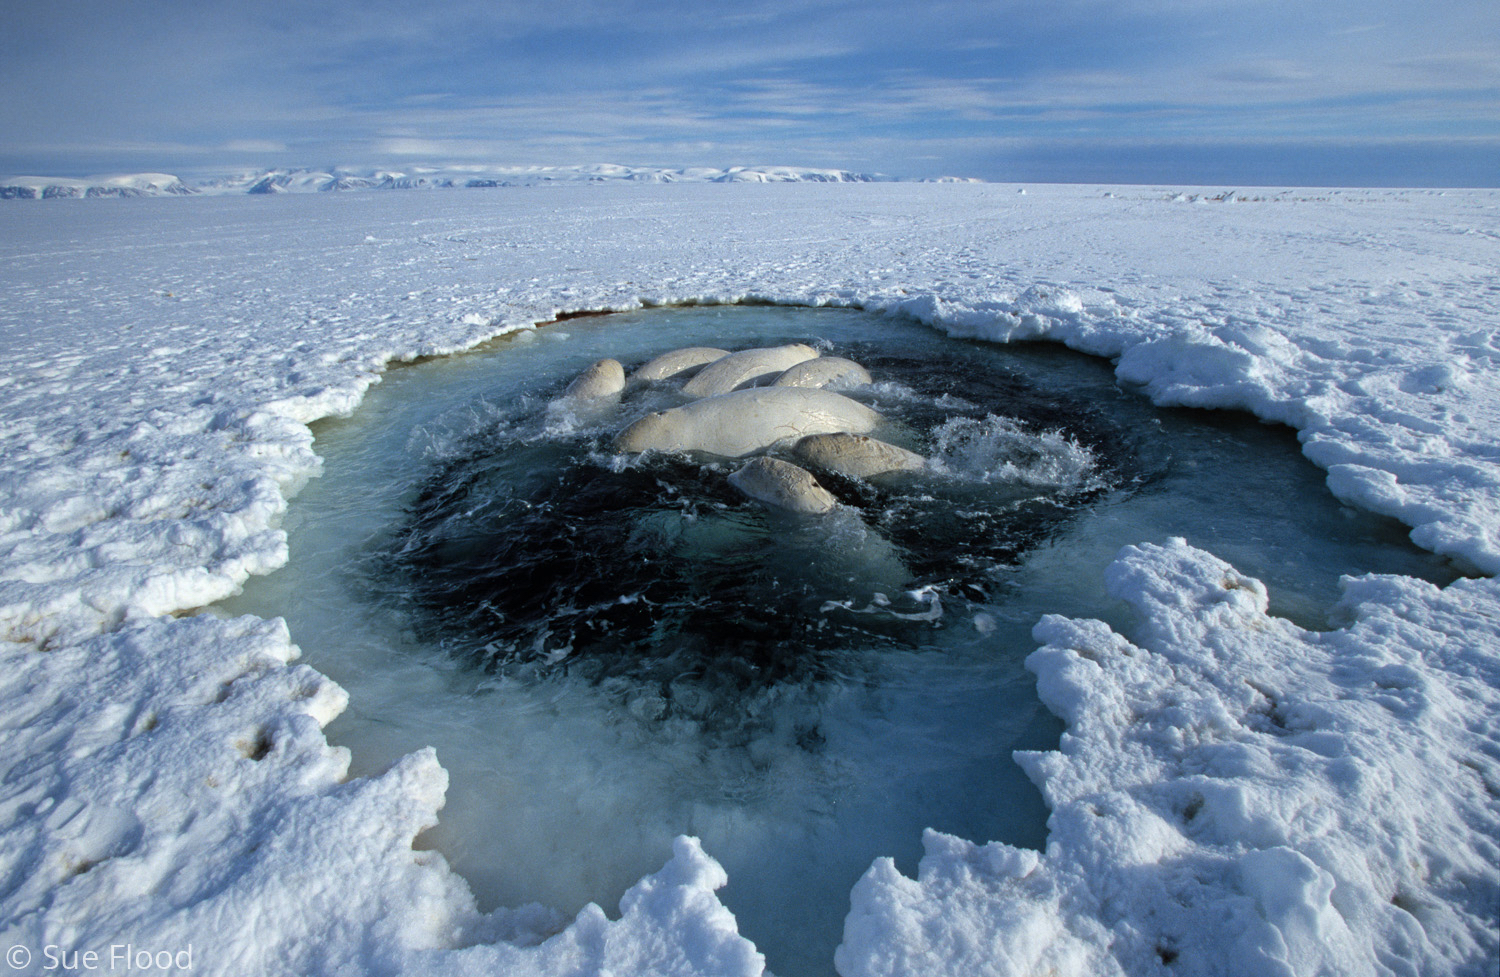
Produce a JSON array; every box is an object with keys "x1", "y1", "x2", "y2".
[
  {"x1": 2, "y1": 163, "x2": 975, "y2": 199},
  {"x1": 202, "y1": 164, "x2": 895, "y2": 192},
  {"x1": 0, "y1": 172, "x2": 195, "y2": 199}
]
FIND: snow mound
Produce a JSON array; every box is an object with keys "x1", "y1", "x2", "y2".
[
  {"x1": 0, "y1": 610, "x2": 761, "y2": 976},
  {"x1": 839, "y1": 539, "x2": 1500, "y2": 976}
]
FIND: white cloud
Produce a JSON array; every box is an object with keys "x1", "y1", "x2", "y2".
[
  {"x1": 378, "y1": 138, "x2": 450, "y2": 156},
  {"x1": 1, "y1": 0, "x2": 1494, "y2": 183}
]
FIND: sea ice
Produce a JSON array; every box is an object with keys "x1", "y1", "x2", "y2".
[
  {"x1": 840, "y1": 539, "x2": 1500, "y2": 977},
  {"x1": 1, "y1": 183, "x2": 1496, "y2": 976}
]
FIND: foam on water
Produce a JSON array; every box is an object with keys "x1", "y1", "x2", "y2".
[
  {"x1": 929, "y1": 414, "x2": 1102, "y2": 491},
  {"x1": 214, "y1": 305, "x2": 1459, "y2": 977}
]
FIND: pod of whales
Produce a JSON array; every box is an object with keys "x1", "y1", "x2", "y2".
[
  {"x1": 613, "y1": 387, "x2": 880, "y2": 458},
  {"x1": 580, "y1": 342, "x2": 936, "y2": 515},
  {"x1": 681, "y1": 343, "x2": 820, "y2": 398}
]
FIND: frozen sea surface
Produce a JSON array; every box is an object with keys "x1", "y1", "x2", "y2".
[{"x1": 1, "y1": 184, "x2": 1498, "y2": 977}]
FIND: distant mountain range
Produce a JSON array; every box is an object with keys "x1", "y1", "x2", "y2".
[
  {"x1": 1, "y1": 164, "x2": 980, "y2": 199},
  {"x1": 0, "y1": 172, "x2": 197, "y2": 199}
]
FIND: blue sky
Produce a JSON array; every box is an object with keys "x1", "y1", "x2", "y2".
[{"x1": 3, "y1": 0, "x2": 1496, "y2": 185}]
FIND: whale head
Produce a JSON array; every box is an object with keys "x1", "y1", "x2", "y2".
[{"x1": 613, "y1": 411, "x2": 682, "y2": 453}]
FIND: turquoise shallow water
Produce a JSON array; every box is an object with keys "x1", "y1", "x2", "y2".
[{"x1": 216, "y1": 305, "x2": 1456, "y2": 977}]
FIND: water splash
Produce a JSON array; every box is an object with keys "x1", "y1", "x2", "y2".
[{"x1": 929, "y1": 414, "x2": 1102, "y2": 493}]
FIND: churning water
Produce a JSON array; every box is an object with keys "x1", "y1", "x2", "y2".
[{"x1": 215, "y1": 305, "x2": 1457, "y2": 976}]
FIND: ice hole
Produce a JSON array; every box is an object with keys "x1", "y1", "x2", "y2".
[{"x1": 215, "y1": 304, "x2": 1458, "y2": 976}]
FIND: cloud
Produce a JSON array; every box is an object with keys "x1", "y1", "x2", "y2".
[
  {"x1": 222, "y1": 139, "x2": 289, "y2": 153},
  {"x1": 1210, "y1": 61, "x2": 1318, "y2": 87},
  {"x1": 378, "y1": 138, "x2": 450, "y2": 157},
  {"x1": 0, "y1": 0, "x2": 1494, "y2": 183}
]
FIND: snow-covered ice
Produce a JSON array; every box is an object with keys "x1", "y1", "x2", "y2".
[
  {"x1": 207, "y1": 301, "x2": 1457, "y2": 976},
  {"x1": 1, "y1": 182, "x2": 1497, "y2": 976}
]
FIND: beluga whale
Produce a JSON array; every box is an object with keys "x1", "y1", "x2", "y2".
[
  {"x1": 772, "y1": 357, "x2": 873, "y2": 390},
  {"x1": 681, "y1": 343, "x2": 820, "y2": 398},
  {"x1": 794, "y1": 433, "x2": 926, "y2": 479},
  {"x1": 558, "y1": 358, "x2": 626, "y2": 401},
  {"x1": 629, "y1": 346, "x2": 730, "y2": 383},
  {"x1": 728, "y1": 457, "x2": 839, "y2": 514},
  {"x1": 613, "y1": 387, "x2": 880, "y2": 458}
]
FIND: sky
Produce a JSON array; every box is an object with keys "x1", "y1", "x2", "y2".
[{"x1": 2, "y1": 0, "x2": 1496, "y2": 186}]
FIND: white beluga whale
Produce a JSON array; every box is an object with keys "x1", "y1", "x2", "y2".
[
  {"x1": 548, "y1": 358, "x2": 626, "y2": 425},
  {"x1": 559, "y1": 358, "x2": 625, "y2": 401},
  {"x1": 613, "y1": 387, "x2": 880, "y2": 458},
  {"x1": 629, "y1": 346, "x2": 730, "y2": 383},
  {"x1": 772, "y1": 356, "x2": 873, "y2": 390},
  {"x1": 680, "y1": 343, "x2": 820, "y2": 398},
  {"x1": 794, "y1": 433, "x2": 926, "y2": 479},
  {"x1": 728, "y1": 456, "x2": 839, "y2": 514}
]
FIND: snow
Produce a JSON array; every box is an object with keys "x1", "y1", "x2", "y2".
[
  {"x1": 843, "y1": 539, "x2": 1500, "y2": 976},
  {"x1": 0, "y1": 182, "x2": 1497, "y2": 975}
]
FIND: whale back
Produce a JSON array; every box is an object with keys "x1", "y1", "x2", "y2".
[
  {"x1": 614, "y1": 386, "x2": 879, "y2": 458},
  {"x1": 794, "y1": 433, "x2": 925, "y2": 478},
  {"x1": 680, "y1": 343, "x2": 819, "y2": 398},
  {"x1": 630, "y1": 346, "x2": 730, "y2": 383},
  {"x1": 728, "y1": 456, "x2": 838, "y2": 514},
  {"x1": 772, "y1": 356, "x2": 873, "y2": 390}
]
